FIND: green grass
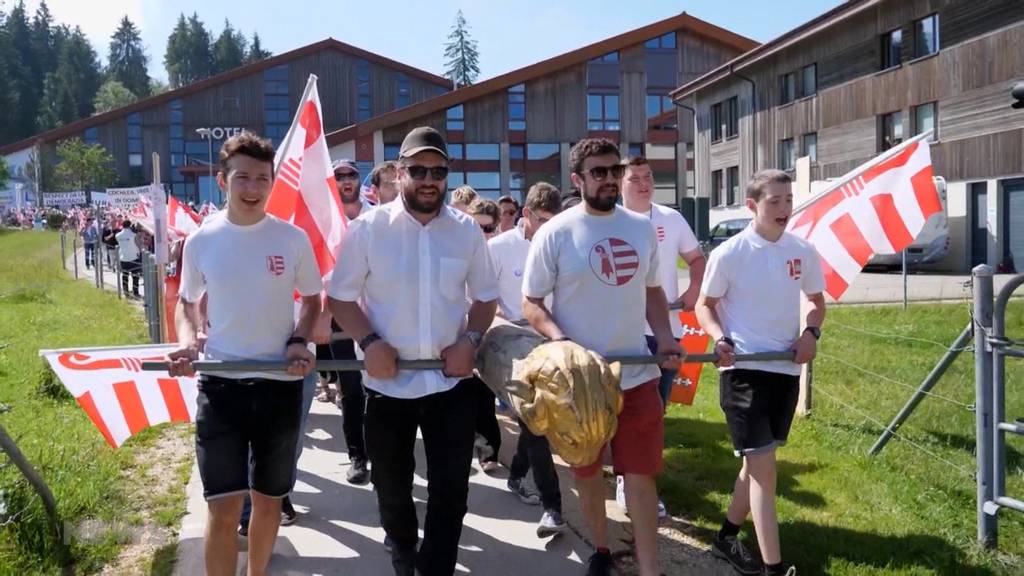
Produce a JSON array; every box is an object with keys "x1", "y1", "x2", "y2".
[
  {"x1": 0, "y1": 230, "x2": 173, "y2": 574},
  {"x1": 661, "y1": 301, "x2": 1024, "y2": 575}
]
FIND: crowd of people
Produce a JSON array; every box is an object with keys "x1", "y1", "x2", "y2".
[{"x1": 157, "y1": 127, "x2": 822, "y2": 576}]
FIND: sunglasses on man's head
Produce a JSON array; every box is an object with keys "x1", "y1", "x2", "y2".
[
  {"x1": 582, "y1": 164, "x2": 625, "y2": 182},
  {"x1": 404, "y1": 165, "x2": 449, "y2": 181},
  {"x1": 334, "y1": 171, "x2": 359, "y2": 181},
  {"x1": 479, "y1": 223, "x2": 497, "y2": 234}
]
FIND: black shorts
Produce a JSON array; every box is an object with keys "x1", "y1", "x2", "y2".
[
  {"x1": 315, "y1": 320, "x2": 361, "y2": 388},
  {"x1": 720, "y1": 369, "x2": 800, "y2": 457},
  {"x1": 195, "y1": 375, "x2": 303, "y2": 500}
]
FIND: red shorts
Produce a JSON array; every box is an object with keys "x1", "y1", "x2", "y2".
[{"x1": 572, "y1": 379, "x2": 664, "y2": 478}]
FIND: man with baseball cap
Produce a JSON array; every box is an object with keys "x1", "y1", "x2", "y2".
[
  {"x1": 333, "y1": 159, "x2": 371, "y2": 221},
  {"x1": 329, "y1": 126, "x2": 499, "y2": 576}
]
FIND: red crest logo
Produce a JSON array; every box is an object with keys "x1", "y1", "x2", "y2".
[
  {"x1": 589, "y1": 238, "x2": 639, "y2": 286},
  {"x1": 787, "y1": 258, "x2": 802, "y2": 279},
  {"x1": 267, "y1": 255, "x2": 285, "y2": 276}
]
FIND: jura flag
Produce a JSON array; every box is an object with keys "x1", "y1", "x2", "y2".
[
  {"x1": 265, "y1": 74, "x2": 346, "y2": 278},
  {"x1": 41, "y1": 345, "x2": 199, "y2": 448},
  {"x1": 167, "y1": 195, "x2": 200, "y2": 241},
  {"x1": 787, "y1": 132, "x2": 942, "y2": 300}
]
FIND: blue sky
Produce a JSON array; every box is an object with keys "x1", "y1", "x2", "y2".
[{"x1": 27, "y1": 0, "x2": 844, "y2": 83}]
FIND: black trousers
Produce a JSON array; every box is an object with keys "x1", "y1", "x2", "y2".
[
  {"x1": 365, "y1": 378, "x2": 476, "y2": 576},
  {"x1": 84, "y1": 243, "x2": 96, "y2": 268},
  {"x1": 316, "y1": 325, "x2": 366, "y2": 461},
  {"x1": 471, "y1": 376, "x2": 501, "y2": 463},
  {"x1": 509, "y1": 418, "x2": 563, "y2": 513},
  {"x1": 120, "y1": 258, "x2": 140, "y2": 295}
]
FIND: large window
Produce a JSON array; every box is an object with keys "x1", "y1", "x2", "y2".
[
  {"x1": 881, "y1": 28, "x2": 902, "y2": 69},
  {"x1": 710, "y1": 102, "x2": 723, "y2": 142},
  {"x1": 356, "y1": 59, "x2": 371, "y2": 121},
  {"x1": 779, "y1": 138, "x2": 796, "y2": 170},
  {"x1": 396, "y1": 73, "x2": 410, "y2": 108},
  {"x1": 644, "y1": 32, "x2": 676, "y2": 50},
  {"x1": 587, "y1": 93, "x2": 620, "y2": 131},
  {"x1": 801, "y1": 64, "x2": 817, "y2": 98},
  {"x1": 880, "y1": 111, "x2": 903, "y2": 151},
  {"x1": 726, "y1": 166, "x2": 739, "y2": 206},
  {"x1": 726, "y1": 96, "x2": 738, "y2": 138},
  {"x1": 84, "y1": 126, "x2": 99, "y2": 146},
  {"x1": 508, "y1": 83, "x2": 526, "y2": 130},
  {"x1": 127, "y1": 112, "x2": 143, "y2": 181},
  {"x1": 264, "y1": 64, "x2": 290, "y2": 147},
  {"x1": 646, "y1": 93, "x2": 672, "y2": 119},
  {"x1": 779, "y1": 72, "x2": 796, "y2": 105},
  {"x1": 802, "y1": 132, "x2": 818, "y2": 162},
  {"x1": 465, "y1": 143, "x2": 499, "y2": 161},
  {"x1": 446, "y1": 105, "x2": 464, "y2": 130},
  {"x1": 913, "y1": 102, "x2": 937, "y2": 141},
  {"x1": 466, "y1": 172, "x2": 501, "y2": 199},
  {"x1": 527, "y1": 143, "x2": 559, "y2": 160},
  {"x1": 712, "y1": 169, "x2": 723, "y2": 207},
  {"x1": 914, "y1": 14, "x2": 939, "y2": 58}
]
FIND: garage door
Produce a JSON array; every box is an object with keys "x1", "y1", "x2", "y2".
[{"x1": 1004, "y1": 179, "x2": 1024, "y2": 273}]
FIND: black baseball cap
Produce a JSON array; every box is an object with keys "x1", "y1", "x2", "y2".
[{"x1": 399, "y1": 127, "x2": 448, "y2": 161}]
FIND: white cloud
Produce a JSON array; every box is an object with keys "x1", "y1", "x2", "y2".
[{"x1": 24, "y1": 0, "x2": 145, "y2": 64}]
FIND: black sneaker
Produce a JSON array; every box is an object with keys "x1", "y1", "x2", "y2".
[
  {"x1": 507, "y1": 477, "x2": 541, "y2": 506},
  {"x1": 712, "y1": 534, "x2": 762, "y2": 575},
  {"x1": 586, "y1": 549, "x2": 614, "y2": 576},
  {"x1": 764, "y1": 567, "x2": 796, "y2": 576},
  {"x1": 389, "y1": 547, "x2": 415, "y2": 576},
  {"x1": 280, "y1": 496, "x2": 298, "y2": 526},
  {"x1": 347, "y1": 458, "x2": 370, "y2": 485}
]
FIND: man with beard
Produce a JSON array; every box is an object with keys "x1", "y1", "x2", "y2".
[
  {"x1": 369, "y1": 161, "x2": 401, "y2": 205},
  {"x1": 328, "y1": 126, "x2": 499, "y2": 576},
  {"x1": 334, "y1": 159, "x2": 371, "y2": 220},
  {"x1": 522, "y1": 138, "x2": 681, "y2": 576}
]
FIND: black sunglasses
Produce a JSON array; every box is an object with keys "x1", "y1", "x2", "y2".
[
  {"x1": 404, "y1": 165, "x2": 449, "y2": 181},
  {"x1": 480, "y1": 223, "x2": 497, "y2": 234},
  {"x1": 582, "y1": 164, "x2": 626, "y2": 182},
  {"x1": 334, "y1": 171, "x2": 359, "y2": 181}
]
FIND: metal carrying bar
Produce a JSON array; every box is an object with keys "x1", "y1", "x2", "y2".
[{"x1": 141, "y1": 351, "x2": 795, "y2": 373}]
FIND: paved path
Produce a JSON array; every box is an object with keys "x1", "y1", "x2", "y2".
[{"x1": 67, "y1": 246, "x2": 147, "y2": 299}]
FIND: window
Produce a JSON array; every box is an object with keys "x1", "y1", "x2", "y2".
[
  {"x1": 126, "y1": 113, "x2": 142, "y2": 181},
  {"x1": 645, "y1": 143, "x2": 676, "y2": 204},
  {"x1": 221, "y1": 97, "x2": 240, "y2": 111},
  {"x1": 587, "y1": 93, "x2": 620, "y2": 131},
  {"x1": 446, "y1": 105, "x2": 464, "y2": 130},
  {"x1": 128, "y1": 153, "x2": 143, "y2": 167},
  {"x1": 801, "y1": 64, "x2": 817, "y2": 97},
  {"x1": 802, "y1": 132, "x2": 818, "y2": 162},
  {"x1": 396, "y1": 73, "x2": 411, "y2": 108},
  {"x1": 913, "y1": 14, "x2": 939, "y2": 58},
  {"x1": 779, "y1": 72, "x2": 796, "y2": 105},
  {"x1": 264, "y1": 65, "x2": 290, "y2": 147},
  {"x1": 726, "y1": 96, "x2": 738, "y2": 138},
  {"x1": 913, "y1": 102, "x2": 936, "y2": 141},
  {"x1": 712, "y1": 169, "x2": 723, "y2": 207},
  {"x1": 509, "y1": 144, "x2": 525, "y2": 161},
  {"x1": 466, "y1": 172, "x2": 501, "y2": 199},
  {"x1": 448, "y1": 143, "x2": 464, "y2": 159},
  {"x1": 779, "y1": 138, "x2": 795, "y2": 170},
  {"x1": 881, "y1": 28, "x2": 902, "y2": 69},
  {"x1": 590, "y1": 52, "x2": 618, "y2": 63},
  {"x1": 508, "y1": 83, "x2": 526, "y2": 130},
  {"x1": 527, "y1": 143, "x2": 559, "y2": 160},
  {"x1": 384, "y1": 144, "x2": 401, "y2": 160},
  {"x1": 726, "y1": 166, "x2": 739, "y2": 206},
  {"x1": 710, "y1": 102, "x2": 723, "y2": 142},
  {"x1": 628, "y1": 143, "x2": 643, "y2": 158},
  {"x1": 84, "y1": 127, "x2": 99, "y2": 145},
  {"x1": 880, "y1": 111, "x2": 903, "y2": 151},
  {"x1": 356, "y1": 60, "x2": 372, "y2": 121},
  {"x1": 644, "y1": 32, "x2": 676, "y2": 50},
  {"x1": 465, "y1": 143, "x2": 499, "y2": 160}
]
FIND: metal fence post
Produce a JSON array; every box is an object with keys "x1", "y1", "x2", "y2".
[
  {"x1": 972, "y1": 264, "x2": 996, "y2": 547},
  {"x1": 59, "y1": 233, "x2": 66, "y2": 269},
  {"x1": 72, "y1": 237, "x2": 78, "y2": 279},
  {"x1": 114, "y1": 257, "x2": 122, "y2": 299}
]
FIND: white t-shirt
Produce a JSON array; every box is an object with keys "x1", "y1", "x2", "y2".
[
  {"x1": 488, "y1": 224, "x2": 532, "y2": 321},
  {"x1": 523, "y1": 205, "x2": 662, "y2": 390},
  {"x1": 179, "y1": 214, "x2": 322, "y2": 381},
  {"x1": 630, "y1": 203, "x2": 700, "y2": 338},
  {"x1": 116, "y1": 228, "x2": 140, "y2": 262},
  {"x1": 700, "y1": 225, "x2": 825, "y2": 376}
]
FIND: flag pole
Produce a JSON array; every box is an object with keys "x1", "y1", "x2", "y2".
[
  {"x1": 273, "y1": 74, "x2": 319, "y2": 174},
  {"x1": 791, "y1": 130, "x2": 935, "y2": 217},
  {"x1": 152, "y1": 153, "x2": 167, "y2": 343}
]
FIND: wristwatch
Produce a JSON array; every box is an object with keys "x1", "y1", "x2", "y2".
[
  {"x1": 804, "y1": 326, "x2": 822, "y2": 340},
  {"x1": 463, "y1": 330, "x2": 483, "y2": 348},
  {"x1": 286, "y1": 336, "x2": 307, "y2": 347},
  {"x1": 717, "y1": 336, "x2": 735, "y2": 348},
  {"x1": 359, "y1": 332, "x2": 382, "y2": 350}
]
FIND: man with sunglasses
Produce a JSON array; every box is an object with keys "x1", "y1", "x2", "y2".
[
  {"x1": 328, "y1": 126, "x2": 499, "y2": 576},
  {"x1": 522, "y1": 138, "x2": 681, "y2": 576},
  {"x1": 497, "y1": 195, "x2": 519, "y2": 233},
  {"x1": 333, "y1": 159, "x2": 370, "y2": 220}
]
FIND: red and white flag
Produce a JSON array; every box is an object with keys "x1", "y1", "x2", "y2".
[
  {"x1": 265, "y1": 74, "x2": 346, "y2": 278},
  {"x1": 787, "y1": 133, "x2": 942, "y2": 300},
  {"x1": 41, "y1": 345, "x2": 198, "y2": 448},
  {"x1": 167, "y1": 195, "x2": 200, "y2": 241}
]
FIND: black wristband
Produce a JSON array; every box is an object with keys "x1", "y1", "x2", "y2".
[
  {"x1": 717, "y1": 336, "x2": 735, "y2": 348},
  {"x1": 359, "y1": 332, "x2": 382, "y2": 350},
  {"x1": 286, "y1": 336, "x2": 307, "y2": 347},
  {"x1": 549, "y1": 336, "x2": 571, "y2": 343}
]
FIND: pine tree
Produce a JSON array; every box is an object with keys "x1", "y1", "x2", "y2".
[
  {"x1": 186, "y1": 13, "x2": 212, "y2": 81},
  {"x1": 93, "y1": 79, "x2": 136, "y2": 113},
  {"x1": 107, "y1": 16, "x2": 150, "y2": 97},
  {"x1": 0, "y1": 24, "x2": 24, "y2": 143},
  {"x1": 37, "y1": 27, "x2": 101, "y2": 126},
  {"x1": 164, "y1": 14, "x2": 189, "y2": 88},
  {"x1": 246, "y1": 31, "x2": 271, "y2": 63},
  {"x1": 443, "y1": 10, "x2": 480, "y2": 88},
  {"x1": 30, "y1": 1, "x2": 57, "y2": 83},
  {"x1": 211, "y1": 19, "x2": 246, "y2": 74},
  {"x1": 164, "y1": 13, "x2": 213, "y2": 87},
  {"x1": 5, "y1": 0, "x2": 38, "y2": 139}
]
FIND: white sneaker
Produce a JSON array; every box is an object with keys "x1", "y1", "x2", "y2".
[
  {"x1": 615, "y1": 475, "x2": 627, "y2": 513},
  {"x1": 657, "y1": 498, "x2": 667, "y2": 519}
]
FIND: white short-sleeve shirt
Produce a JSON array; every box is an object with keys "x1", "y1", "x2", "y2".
[
  {"x1": 700, "y1": 224, "x2": 825, "y2": 376},
  {"x1": 488, "y1": 225, "x2": 532, "y2": 321},
  {"x1": 522, "y1": 205, "x2": 662, "y2": 390},
  {"x1": 179, "y1": 214, "x2": 323, "y2": 380},
  {"x1": 630, "y1": 203, "x2": 700, "y2": 338}
]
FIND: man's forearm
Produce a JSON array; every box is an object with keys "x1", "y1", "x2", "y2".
[
  {"x1": 805, "y1": 294, "x2": 826, "y2": 329},
  {"x1": 292, "y1": 295, "x2": 320, "y2": 340},
  {"x1": 523, "y1": 297, "x2": 565, "y2": 341},
  {"x1": 467, "y1": 299, "x2": 497, "y2": 334},
  {"x1": 695, "y1": 298, "x2": 725, "y2": 342},
  {"x1": 329, "y1": 299, "x2": 374, "y2": 343},
  {"x1": 645, "y1": 287, "x2": 674, "y2": 341},
  {"x1": 175, "y1": 299, "x2": 201, "y2": 348},
  {"x1": 686, "y1": 256, "x2": 706, "y2": 293}
]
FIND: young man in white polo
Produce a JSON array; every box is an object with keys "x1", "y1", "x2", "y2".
[
  {"x1": 620, "y1": 154, "x2": 706, "y2": 517},
  {"x1": 696, "y1": 169, "x2": 825, "y2": 576},
  {"x1": 522, "y1": 138, "x2": 682, "y2": 576},
  {"x1": 166, "y1": 132, "x2": 322, "y2": 576},
  {"x1": 328, "y1": 126, "x2": 499, "y2": 576},
  {"x1": 489, "y1": 181, "x2": 566, "y2": 536}
]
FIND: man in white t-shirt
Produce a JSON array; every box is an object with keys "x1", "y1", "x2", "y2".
[
  {"x1": 489, "y1": 182, "x2": 566, "y2": 537},
  {"x1": 696, "y1": 169, "x2": 825, "y2": 576},
  {"x1": 522, "y1": 138, "x2": 681, "y2": 576},
  {"x1": 166, "y1": 132, "x2": 322, "y2": 576},
  {"x1": 115, "y1": 220, "x2": 141, "y2": 297}
]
